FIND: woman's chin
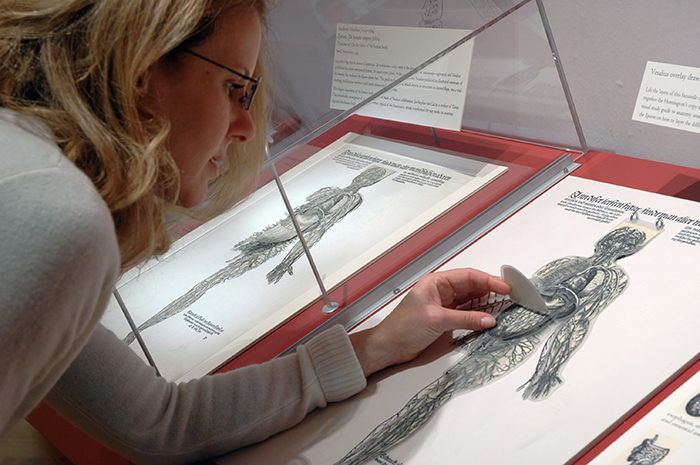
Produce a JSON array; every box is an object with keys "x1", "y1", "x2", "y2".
[{"x1": 177, "y1": 188, "x2": 208, "y2": 208}]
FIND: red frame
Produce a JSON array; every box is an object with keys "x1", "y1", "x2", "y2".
[{"x1": 27, "y1": 121, "x2": 700, "y2": 465}]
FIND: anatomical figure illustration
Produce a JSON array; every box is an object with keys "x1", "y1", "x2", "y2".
[
  {"x1": 337, "y1": 224, "x2": 654, "y2": 465},
  {"x1": 124, "y1": 165, "x2": 390, "y2": 345}
]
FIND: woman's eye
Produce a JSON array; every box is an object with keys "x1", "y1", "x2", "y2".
[{"x1": 227, "y1": 82, "x2": 245, "y2": 99}]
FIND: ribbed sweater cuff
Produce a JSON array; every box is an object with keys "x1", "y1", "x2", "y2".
[{"x1": 304, "y1": 324, "x2": 367, "y2": 402}]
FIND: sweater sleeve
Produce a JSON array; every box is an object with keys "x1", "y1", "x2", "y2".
[{"x1": 45, "y1": 323, "x2": 366, "y2": 464}]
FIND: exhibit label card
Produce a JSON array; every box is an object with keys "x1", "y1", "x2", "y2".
[
  {"x1": 632, "y1": 61, "x2": 700, "y2": 134},
  {"x1": 330, "y1": 24, "x2": 474, "y2": 131}
]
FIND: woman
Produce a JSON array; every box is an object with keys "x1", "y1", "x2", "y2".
[{"x1": 0, "y1": 1, "x2": 509, "y2": 463}]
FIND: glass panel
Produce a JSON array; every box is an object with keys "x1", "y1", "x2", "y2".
[
  {"x1": 102, "y1": 0, "x2": 589, "y2": 379},
  {"x1": 266, "y1": 0, "x2": 585, "y2": 156}
]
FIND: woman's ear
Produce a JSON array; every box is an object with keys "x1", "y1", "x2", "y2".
[
  {"x1": 134, "y1": 68, "x2": 159, "y2": 120},
  {"x1": 135, "y1": 69, "x2": 150, "y2": 97}
]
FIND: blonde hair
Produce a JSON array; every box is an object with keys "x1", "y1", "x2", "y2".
[{"x1": 0, "y1": 0, "x2": 269, "y2": 272}]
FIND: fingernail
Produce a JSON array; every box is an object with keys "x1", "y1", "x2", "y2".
[{"x1": 481, "y1": 315, "x2": 496, "y2": 328}]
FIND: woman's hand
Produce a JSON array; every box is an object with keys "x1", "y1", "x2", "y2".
[{"x1": 349, "y1": 268, "x2": 511, "y2": 377}]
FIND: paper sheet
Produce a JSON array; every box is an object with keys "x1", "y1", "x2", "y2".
[
  {"x1": 331, "y1": 24, "x2": 474, "y2": 131},
  {"x1": 219, "y1": 176, "x2": 700, "y2": 465},
  {"x1": 588, "y1": 366, "x2": 700, "y2": 464},
  {"x1": 632, "y1": 61, "x2": 700, "y2": 134},
  {"x1": 101, "y1": 133, "x2": 506, "y2": 381}
]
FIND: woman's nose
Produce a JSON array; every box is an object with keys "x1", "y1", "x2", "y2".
[{"x1": 227, "y1": 106, "x2": 256, "y2": 142}]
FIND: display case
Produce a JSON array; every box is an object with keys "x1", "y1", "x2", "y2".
[
  {"x1": 27, "y1": 1, "x2": 700, "y2": 464},
  {"x1": 100, "y1": 0, "x2": 585, "y2": 383}
]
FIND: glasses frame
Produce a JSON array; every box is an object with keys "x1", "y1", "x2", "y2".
[{"x1": 184, "y1": 49, "x2": 261, "y2": 111}]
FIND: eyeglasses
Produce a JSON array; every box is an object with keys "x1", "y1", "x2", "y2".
[{"x1": 184, "y1": 49, "x2": 261, "y2": 111}]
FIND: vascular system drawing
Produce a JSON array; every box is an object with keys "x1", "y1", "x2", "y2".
[
  {"x1": 123, "y1": 166, "x2": 390, "y2": 346},
  {"x1": 337, "y1": 224, "x2": 653, "y2": 465}
]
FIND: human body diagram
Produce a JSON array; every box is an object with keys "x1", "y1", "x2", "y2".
[
  {"x1": 337, "y1": 223, "x2": 657, "y2": 465},
  {"x1": 124, "y1": 166, "x2": 390, "y2": 346}
]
